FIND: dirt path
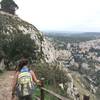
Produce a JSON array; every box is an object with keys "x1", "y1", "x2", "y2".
[{"x1": 0, "y1": 71, "x2": 15, "y2": 100}]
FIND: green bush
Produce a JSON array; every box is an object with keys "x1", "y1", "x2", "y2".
[{"x1": 0, "y1": 32, "x2": 41, "y2": 69}]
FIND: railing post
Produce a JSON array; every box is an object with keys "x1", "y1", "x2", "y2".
[
  {"x1": 40, "y1": 78, "x2": 45, "y2": 100},
  {"x1": 58, "y1": 98, "x2": 61, "y2": 100},
  {"x1": 83, "y1": 95, "x2": 90, "y2": 100}
]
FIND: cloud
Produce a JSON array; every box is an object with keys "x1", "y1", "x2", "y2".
[{"x1": 1, "y1": 0, "x2": 100, "y2": 31}]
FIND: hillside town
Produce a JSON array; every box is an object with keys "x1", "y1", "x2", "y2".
[{"x1": 53, "y1": 38, "x2": 100, "y2": 99}]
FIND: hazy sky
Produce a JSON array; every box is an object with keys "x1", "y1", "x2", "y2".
[{"x1": 3, "y1": 0, "x2": 100, "y2": 32}]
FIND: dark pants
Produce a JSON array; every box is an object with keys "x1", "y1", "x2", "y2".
[{"x1": 18, "y1": 95, "x2": 32, "y2": 100}]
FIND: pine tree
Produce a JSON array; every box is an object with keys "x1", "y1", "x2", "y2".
[{"x1": 0, "y1": 0, "x2": 19, "y2": 15}]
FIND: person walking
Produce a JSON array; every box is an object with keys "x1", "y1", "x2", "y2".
[{"x1": 12, "y1": 58, "x2": 40, "y2": 100}]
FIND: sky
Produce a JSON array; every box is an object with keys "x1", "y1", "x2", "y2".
[{"x1": 2, "y1": 0, "x2": 100, "y2": 32}]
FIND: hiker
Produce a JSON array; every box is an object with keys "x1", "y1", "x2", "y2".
[{"x1": 11, "y1": 58, "x2": 40, "y2": 100}]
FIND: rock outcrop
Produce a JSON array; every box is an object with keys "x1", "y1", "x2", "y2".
[
  {"x1": 42, "y1": 37, "x2": 56, "y2": 63},
  {"x1": 0, "y1": 11, "x2": 56, "y2": 65},
  {"x1": 0, "y1": 59, "x2": 5, "y2": 71}
]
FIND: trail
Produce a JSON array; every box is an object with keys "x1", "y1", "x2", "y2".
[{"x1": 0, "y1": 71, "x2": 15, "y2": 100}]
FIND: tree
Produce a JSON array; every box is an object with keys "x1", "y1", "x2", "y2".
[
  {"x1": 3, "y1": 33, "x2": 39, "y2": 62},
  {"x1": 0, "y1": 0, "x2": 19, "y2": 15}
]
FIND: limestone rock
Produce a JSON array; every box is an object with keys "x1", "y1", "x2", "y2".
[
  {"x1": 0, "y1": 59, "x2": 5, "y2": 71},
  {"x1": 0, "y1": 11, "x2": 56, "y2": 64}
]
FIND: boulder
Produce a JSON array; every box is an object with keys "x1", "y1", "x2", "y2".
[{"x1": 80, "y1": 63, "x2": 90, "y2": 74}]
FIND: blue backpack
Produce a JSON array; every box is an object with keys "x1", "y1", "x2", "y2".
[{"x1": 16, "y1": 66, "x2": 34, "y2": 96}]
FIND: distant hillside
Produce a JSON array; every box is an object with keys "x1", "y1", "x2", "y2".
[
  {"x1": 44, "y1": 31, "x2": 100, "y2": 36},
  {"x1": 72, "y1": 32, "x2": 100, "y2": 39},
  {"x1": 44, "y1": 31, "x2": 100, "y2": 43}
]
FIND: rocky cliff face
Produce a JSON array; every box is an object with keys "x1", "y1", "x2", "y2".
[
  {"x1": 0, "y1": 11, "x2": 56, "y2": 66},
  {"x1": 42, "y1": 37, "x2": 56, "y2": 63},
  {"x1": 0, "y1": 11, "x2": 42, "y2": 47}
]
